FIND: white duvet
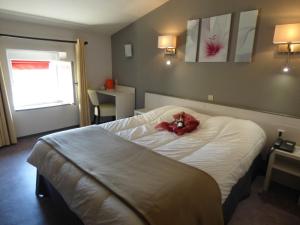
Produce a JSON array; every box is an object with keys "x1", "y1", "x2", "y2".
[
  {"x1": 28, "y1": 105, "x2": 266, "y2": 225},
  {"x1": 100, "y1": 105, "x2": 266, "y2": 203}
]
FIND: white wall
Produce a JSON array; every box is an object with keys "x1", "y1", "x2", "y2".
[
  {"x1": 0, "y1": 19, "x2": 112, "y2": 137},
  {"x1": 77, "y1": 32, "x2": 112, "y2": 89}
]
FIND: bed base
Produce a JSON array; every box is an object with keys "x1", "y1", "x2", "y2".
[
  {"x1": 36, "y1": 174, "x2": 84, "y2": 225},
  {"x1": 222, "y1": 154, "x2": 263, "y2": 223},
  {"x1": 36, "y1": 155, "x2": 263, "y2": 225}
]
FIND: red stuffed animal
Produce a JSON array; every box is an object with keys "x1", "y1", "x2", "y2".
[{"x1": 155, "y1": 112, "x2": 200, "y2": 136}]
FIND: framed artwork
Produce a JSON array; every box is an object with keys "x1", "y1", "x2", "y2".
[
  {"x1": 198, "y1": 13, "x2": 232, "y2": 62},
  {"x1": 124, "y1": 44, "x2": 133, "y2": 58},
  {"x1": 185, "y1": 19, "x2": 200, "y2": 62},
  {"x1": 234, "y1": 10, "x2": 259, "y2": 63}
]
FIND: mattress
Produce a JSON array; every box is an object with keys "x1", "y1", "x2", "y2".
[{"x1": 28, "y1": 105, "x2": 266, "y2": 225}]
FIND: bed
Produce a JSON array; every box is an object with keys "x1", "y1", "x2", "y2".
[{"x1": 28, "y1": 105, "x2": 266, "y2": 225}]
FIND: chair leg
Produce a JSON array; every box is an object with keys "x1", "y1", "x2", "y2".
[{"x1": 96, "y1": 106, "x2": 101, "y2": 124}]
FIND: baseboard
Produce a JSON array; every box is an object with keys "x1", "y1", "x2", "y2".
[{"x1": 18, "y1": 125, "x2": 79, "y2": 139}]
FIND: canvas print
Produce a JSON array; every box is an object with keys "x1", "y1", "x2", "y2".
[
  {"x1": 198, "y1": 14, "x2": 232, "y2": 62},
  {"x1": 185, "y1": 19, "x2": 200, "y2": 62},
  {"x1": 234, "y1": 10, "x2": 259, "y2": 62}
]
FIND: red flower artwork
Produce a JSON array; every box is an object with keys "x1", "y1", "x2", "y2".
[{"x1": 206, "y1": 41, "x2": 223, "y2": 57}]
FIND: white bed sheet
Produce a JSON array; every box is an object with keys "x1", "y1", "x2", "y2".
[{"x1": 100, "y1": 105, "x2": 266, "y2": 203}]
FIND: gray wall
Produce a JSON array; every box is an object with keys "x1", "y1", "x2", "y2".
[{"x1": 111, "y1": 0, "x2": 300, "y2": 118}]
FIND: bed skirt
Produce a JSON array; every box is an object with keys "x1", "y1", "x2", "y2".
[{"x1": 36, "y1": 155, "x2": 263, "y2": 225}]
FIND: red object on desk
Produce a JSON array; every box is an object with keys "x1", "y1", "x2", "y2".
[{"x1": 105, "y1": 79, "x2": 115, "y2": 90}]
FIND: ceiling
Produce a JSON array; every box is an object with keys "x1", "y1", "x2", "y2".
[{"x1": 0, "y1": 0, "x2": 169, "y2": 35}]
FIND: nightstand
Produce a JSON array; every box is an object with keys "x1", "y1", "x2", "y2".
[
  {"x1": 134, "y1": 108, "x2": 150, "y2": 116},
  {"x1": 264, "y1": 146, "x2": 300, "y2": 203}
]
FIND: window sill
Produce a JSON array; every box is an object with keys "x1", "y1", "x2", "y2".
[{"x1": 15, "y1": 102, "x2": 76, "y2": 112}]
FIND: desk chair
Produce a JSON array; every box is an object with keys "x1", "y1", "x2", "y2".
[{"x1": 87, "y1": 90, "x2": 116, "y2": 124}]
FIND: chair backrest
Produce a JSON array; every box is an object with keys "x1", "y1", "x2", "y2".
[{"x1": 87, "y1": 90, "x2": 99, "y2": 106}]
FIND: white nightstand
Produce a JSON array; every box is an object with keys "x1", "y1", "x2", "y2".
[
  {"x1": 134, "y1": 108, "x2": 150, "y2": 116},
  {"x1": 264, "y1": 146, "x2": 300, "y2": 203}
]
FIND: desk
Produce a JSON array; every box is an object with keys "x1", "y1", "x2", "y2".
[{"x1": 96, "y1": 85, "x2": 135, "y2": 119}]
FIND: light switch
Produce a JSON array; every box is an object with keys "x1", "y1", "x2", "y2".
[{"x1": 208, "y1": 95, "x2": 214, "y2": 102}]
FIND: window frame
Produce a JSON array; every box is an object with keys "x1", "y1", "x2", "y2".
[{"x1": 6, "y1": 49, "x2": 76, "y2": 111}]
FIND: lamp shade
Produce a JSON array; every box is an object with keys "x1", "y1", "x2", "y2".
[
  {"x1": 273, "y1": 23, "x2": 300, "y2": 44},
  {"x1": 158, "y1": 35, "x2": 176, "y2": 49}
]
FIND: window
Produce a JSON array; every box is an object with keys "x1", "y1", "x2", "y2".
[{"x1": 7, "y1": 50, "x2": 75, "y2": 110}]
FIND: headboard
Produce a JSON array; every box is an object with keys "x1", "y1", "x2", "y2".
[{"x1": 145, "y1": 92, "x2": 300, "y2": 145}]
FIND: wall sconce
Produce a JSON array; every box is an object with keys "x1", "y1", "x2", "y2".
[
  {"x1": 158, "y1": 35, "x2": 177, "y2": 66},
  {"x1": 158, "y1": 35, "x2": 177, "y2": 54},
  {"x1": 273, "y1": 23, "x2": 300, "y2": 72}
]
